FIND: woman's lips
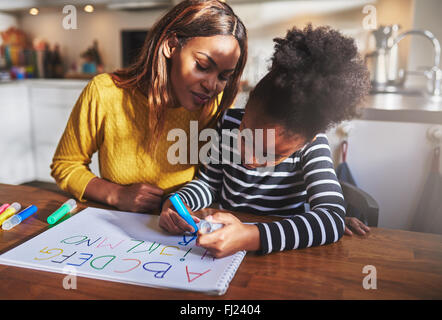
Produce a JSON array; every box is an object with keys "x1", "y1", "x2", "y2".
[{"x1": 191, "y1": 91, "x2": 209, "y2": 105}]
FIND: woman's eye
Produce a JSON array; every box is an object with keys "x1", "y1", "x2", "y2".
[
  {"x1": 196, "y1": 62, "x2": 209, "y2": 71},
  {"x1": 219, "y1": 74, "x2": 230, "y2": 82}
]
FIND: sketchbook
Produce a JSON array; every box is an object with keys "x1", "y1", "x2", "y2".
[{"x1": 0, "y1": 207, "x2": 246, "y2": 295}]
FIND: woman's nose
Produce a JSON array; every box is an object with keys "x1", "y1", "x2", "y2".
[{"x1": 201, "y1": 75, "x2": 219, "y2": 94}]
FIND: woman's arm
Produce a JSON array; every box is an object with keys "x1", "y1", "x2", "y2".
[
  {"x1": 51, "y1": 78, "x2": 164, "y2": 212},
  {"x1": 50, "y1": 80, "x2": 101, "y2": 201}
]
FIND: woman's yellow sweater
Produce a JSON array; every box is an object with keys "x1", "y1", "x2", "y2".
[{"x1": 50, "y1": 73, "x2": 218, "y2": 201}]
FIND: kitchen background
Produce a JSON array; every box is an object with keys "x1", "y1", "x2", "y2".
[{"x1": 0, "y1": 0, "x2": 441, "y2": 232}]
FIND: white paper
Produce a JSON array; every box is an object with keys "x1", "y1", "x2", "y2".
[{"x1": 0, "y1": 207, "x2": 245, "y2": 295}]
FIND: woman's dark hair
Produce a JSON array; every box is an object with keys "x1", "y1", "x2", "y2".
[
  {"x1": 249, "y1": 24, "x2": 370, "y2": 140},
  {"x1": 112, "y1": 0, "x2": 247, "y2": 148}
]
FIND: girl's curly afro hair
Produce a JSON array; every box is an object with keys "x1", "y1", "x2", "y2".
[{"x1": 249, "y1": 24, "x2": 370, "y2": 140}]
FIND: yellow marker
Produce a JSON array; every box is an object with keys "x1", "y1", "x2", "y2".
[{"x1": 0, "y1": 202, "x2": 21, "y2": 226}]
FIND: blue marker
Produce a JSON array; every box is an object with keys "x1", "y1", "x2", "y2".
[
  {"x1": 169, "y1": 194, "x2": 198, "y2": 234},
  {"x1": 2, "y1": 205, "x2": 38, "y2": 230}
]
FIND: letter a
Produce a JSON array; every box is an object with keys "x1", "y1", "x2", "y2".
[
  {"x1": 362, "y1": 5, "x2": 377, "y2": 30},
  {"x1": 167, "y1": 128, "x2": 188, "y2": 164},
  {"x1": 62, "y1": 5, "x2": 78, "y2": 30},
  {"x1": 185, "y1": 265, "x2": 211, "y2": 283},
  {"x1": 362, "y1": 265, "x2": 377, "y2": 290},
  {"x1": 62, "y1": 266, "x2": 77, "y2": 290}
]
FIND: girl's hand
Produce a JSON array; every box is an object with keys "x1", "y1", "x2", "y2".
[
  {"x1": 345, "y1": 217, "x2": 370, "y2": 236},
  {"x1": 196, "y1": 212, "x2": 260, "y2": 258},
  {"x1": 159, "y1": 199, "x2": 200, "y2": 234}
]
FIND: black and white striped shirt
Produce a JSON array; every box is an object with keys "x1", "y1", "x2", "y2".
[{"x1": 176, "y1": 109, "x2": 346, "y2": 254}]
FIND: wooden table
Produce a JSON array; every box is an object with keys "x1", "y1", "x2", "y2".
[{"x1": 1, "y1": 183, "x2": 441, "y2": 300}]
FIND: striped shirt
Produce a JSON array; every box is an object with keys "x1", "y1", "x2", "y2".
[{"x1": 176, "y1": 109, "x2": 346, "y2": 254}]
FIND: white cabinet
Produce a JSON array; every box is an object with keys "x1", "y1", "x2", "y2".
[
  {"x1": 0, "y1": 82, "x2": 34, "y2": 184},
  {"x1": 30, "y1": 84, "x2": 81, "y2": 182},
  {"x1": 0, "y1": 80, "x2": 99, "y2": 184},
  {"x1": 27, "y1": 81, "x2": 100, "y2": 182}
]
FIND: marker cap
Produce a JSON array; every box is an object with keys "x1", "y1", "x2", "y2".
[
  {"x1": 198, "y1": 220, "x2": 224, "y2": 234},
  {"x1": 9, "y1": 202, "x2": 21, "y2": 212},
  {"x1": 47, "y1": 199, "x2": 76, "y2": 225},
  {"x1": 63, "y1": 199, "x2": 77, "y2": 211},
  {"x1": 2, "y1": 215, "x2": 21, "y2": 230},
  {"x1": 0, "y1": 202, "x2": 21, "y2": 225}
]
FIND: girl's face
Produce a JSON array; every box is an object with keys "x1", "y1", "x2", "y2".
[
  {"x1": 238, "y1": 102, "x2": 308, "y2": 169},
  {"x1": 166, "y1": 35, "x2": 241, "y2": 112}
]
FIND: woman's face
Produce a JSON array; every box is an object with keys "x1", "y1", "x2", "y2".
[{"x1": 166, "y1": 35, "x2": 241, "y2": 111}]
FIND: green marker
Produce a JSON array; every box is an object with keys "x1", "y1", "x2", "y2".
[{"x1": 47, "y1": 199, "x2": 77, "y2": 224}]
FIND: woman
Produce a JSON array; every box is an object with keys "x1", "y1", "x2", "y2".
[{"x1": 50, "y1": 0, "x2": 247, "y2": 213}]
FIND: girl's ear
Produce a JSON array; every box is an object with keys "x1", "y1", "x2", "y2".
[{"x1": 163, "y1": 34, "x2": 180, "y2": 59}]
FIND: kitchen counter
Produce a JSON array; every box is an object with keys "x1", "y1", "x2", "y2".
[
  {"x1": 0, "y1": 78, "x2": 88, "y2": 88},
  {"x1": 361, "y1": 93, "x2": 442, "y2": 124},
  {"x1": 236, "y1": 89, "x2": 442, "y2": 124},
  {"x1": 2, "y1": 79, "x2": 441, "y2": 124}
]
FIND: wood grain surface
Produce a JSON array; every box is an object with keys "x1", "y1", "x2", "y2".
[{"x1": 1, "y1": 183, "x2": 441, "y2": 300}]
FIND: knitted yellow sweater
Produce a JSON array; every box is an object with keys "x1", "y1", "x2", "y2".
[{"x1": 50, "y1": 73, "x2": 219, "y2": 201}]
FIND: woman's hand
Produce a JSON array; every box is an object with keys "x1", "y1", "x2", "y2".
[
  {"x1": 84, "y1": 178, "x2": 165, "y2": 213},
  {"x1": 196, "y1": 212, "x2": 260, "y2": 259},
  {"x1": 159, "y1": 199, "x2": 200, "y2": 234},
  {"x1": 345, "y1": 217, "x2": 370, "y2": 236},
  {"x1": 112, "y1": 183, "x2": 165, "y2": 213}
]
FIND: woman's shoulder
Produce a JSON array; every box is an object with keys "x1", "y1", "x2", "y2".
[
  {"x1": 89, "y1": 73, "x2": 120, "y2": 92},
  {"x1": 84, "y1": 73, "x2": 129, "y2": 106}
]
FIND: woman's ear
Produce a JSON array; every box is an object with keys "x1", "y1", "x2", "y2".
[{"x1": 163, "y1": 34, "x2": 180, "y2": 59}]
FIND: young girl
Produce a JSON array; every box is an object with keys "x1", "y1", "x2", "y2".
[
  {"x1": 50, "y1": 0, "x2": 247, "y2": 213},
  {"x1": 159, "y1": 24, "x2": 370, "y2": 257}
]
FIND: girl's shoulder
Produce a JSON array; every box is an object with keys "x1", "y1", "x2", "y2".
[
  {"x1": 217, "y1": 108, "x2": 244, "y2": 129},
  {"x1": 298, "y1": 133, "x2": 332, "y2": 160}
]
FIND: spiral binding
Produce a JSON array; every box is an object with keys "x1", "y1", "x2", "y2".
[{"x1": 215, "y1": 250, "x2": 247, "y2": 295}]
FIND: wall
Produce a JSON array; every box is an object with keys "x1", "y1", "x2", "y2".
[
  {"x1": 16, "y1": 1, "x2": 377, "y2": 81},
  {"x1": 0, "y1": 12, "x2": 18, "y2": 33},
  {"x1": 18, "y1": 7, "x2": 169, "y2": 73},
  {"x1": 407, "y1": 0, "x2": 442, "y2": 87}
]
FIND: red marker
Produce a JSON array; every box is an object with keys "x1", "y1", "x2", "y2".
[{"x1": 0, "y1": 203, "x2": 10, "y2": 215}]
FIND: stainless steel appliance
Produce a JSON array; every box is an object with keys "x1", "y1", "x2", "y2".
[{"x1": 366, "y1": 25, "x2": 441, "y2": 98}]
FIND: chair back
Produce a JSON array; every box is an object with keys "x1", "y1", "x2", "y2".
[{"x1": 339, "y1": 180, "x2": 379, "y2": 227}]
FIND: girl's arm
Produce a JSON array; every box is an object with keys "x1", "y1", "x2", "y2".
[
  {"x1": 173, "y1": 114, "x2": 227, "y2": 210},
  {"x1": 255, "y1": 134, "x2": 346, "y2": 254}
]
